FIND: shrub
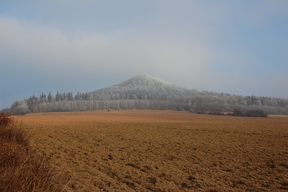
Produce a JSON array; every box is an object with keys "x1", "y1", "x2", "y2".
[
  {"x1": 196, "y1": 111, "x2": 207, "y2": 114},
  {"x1": 0, "y1": 112, "x2": 14, "y2": 126},
  {"x1": 208, "y1": 111, "x2": 224, "y2": 116},
  {"x1": 232, "y1": 109, "x2": 244, "y2": 116},
  {"x1": 244, "y1": 110, "x2": 268, "y2": 117},
  {"x1": 231, "y1": 109, "x2": 268, "y2": 117},
  {"x1": 0, "y1": 148, "x2": 69, "y2": 192},
  {"x1": 0, "y1": 114, "x2": 70, "y2": 192}
]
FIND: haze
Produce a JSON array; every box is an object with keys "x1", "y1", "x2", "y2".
[{"x1": 1, "y1": 0, "x2": 288, "y2": 109}]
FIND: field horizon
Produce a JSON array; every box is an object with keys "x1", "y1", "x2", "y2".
[{"x1": 15, "y1": 110, "x2": 288, "y2": 191}]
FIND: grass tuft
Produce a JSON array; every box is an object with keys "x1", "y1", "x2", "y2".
[{"x1": 0, "y1": 112, "x2": 69, "y2": 192}]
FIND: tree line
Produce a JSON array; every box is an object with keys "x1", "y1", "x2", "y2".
[{"x1": 9, "y1": 90, "x2": 288, "y2": 115}]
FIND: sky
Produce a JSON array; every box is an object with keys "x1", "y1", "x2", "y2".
[{"x1": 1, "y1": 0, "x2": 288, "y2": 109}]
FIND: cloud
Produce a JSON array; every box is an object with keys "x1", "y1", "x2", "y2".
[
  {"x1": 0, "y1": 14, "x2": 213, "y2": 109},
  {"x1": 1, "y1": 1, "x2": 288, "y2": 109},
  {"x1": 0, "y1": 17, "x2": 109, "y2": 65},
  {"x1": 0, "y1": 15, "x2": 212, "y2": 78}
]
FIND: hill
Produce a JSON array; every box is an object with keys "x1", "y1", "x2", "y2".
[
  {"x1": 9, "y1": 74, "x2": 288, "y2": 115},
  {"x1": 90, "y1": 74, "x2": 191, "y2": 101}
]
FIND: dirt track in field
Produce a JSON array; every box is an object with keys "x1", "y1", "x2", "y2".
[{"x1": 15, "y1": 110, "x2": 288, "y2": 191}]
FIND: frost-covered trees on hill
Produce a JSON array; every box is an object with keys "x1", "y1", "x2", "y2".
[
  {"x1": 9, "y1": 75, "x2": 288, "y2": 115},
  {"x1": 10, "y1": 90, "x2": 288, "y2": 115},
  {"x1": 11, "y1": 100, "x2": 30, "y2": 115}
]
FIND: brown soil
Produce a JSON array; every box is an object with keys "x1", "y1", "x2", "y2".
[{"x1": 15, "y1": 110, "x2": 288, "y2": 191}]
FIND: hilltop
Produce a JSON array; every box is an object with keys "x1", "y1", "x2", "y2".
[{"x1": 90, "y1": 75, "x2": 191, "y2": 100}]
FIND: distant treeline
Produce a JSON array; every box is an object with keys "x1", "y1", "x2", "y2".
[
  {"x1": 8, "y1": 90, "x2": 288, "y2": 115},
  {"x1": 197, "y1": 109, "x2": 268, "y2": 117}
]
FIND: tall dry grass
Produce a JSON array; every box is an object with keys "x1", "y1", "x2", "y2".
[{"x1": 0, "y1": 112, "x2": 70, "y2": 192}]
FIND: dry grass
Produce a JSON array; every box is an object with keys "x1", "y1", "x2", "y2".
[
  {"x1": 14, "y1": 110, "x2": 288, "y2": 191},
  {"x1": 0, "y1": 113, "x2": 69, "y2": 192},
  {"x1": 0, "y1": 112, "x2": 14, "y2": 126}
]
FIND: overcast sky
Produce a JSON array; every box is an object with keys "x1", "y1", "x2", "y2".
[{"x1": 1, "y1": 0, "x2": 288, "y2": 109}]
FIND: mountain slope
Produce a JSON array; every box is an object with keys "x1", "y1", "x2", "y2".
[{"x1": 90, "y1": 74, "x2": 191, "y2": 100}]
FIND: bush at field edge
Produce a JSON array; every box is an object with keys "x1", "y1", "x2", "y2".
[{"x1": 0, "y1": 112, "x2": 70, "y2": 192}]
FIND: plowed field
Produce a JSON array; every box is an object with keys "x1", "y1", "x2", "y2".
[{"x1": 15, "y1": 110, "x2": 288, "y2": 191}]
